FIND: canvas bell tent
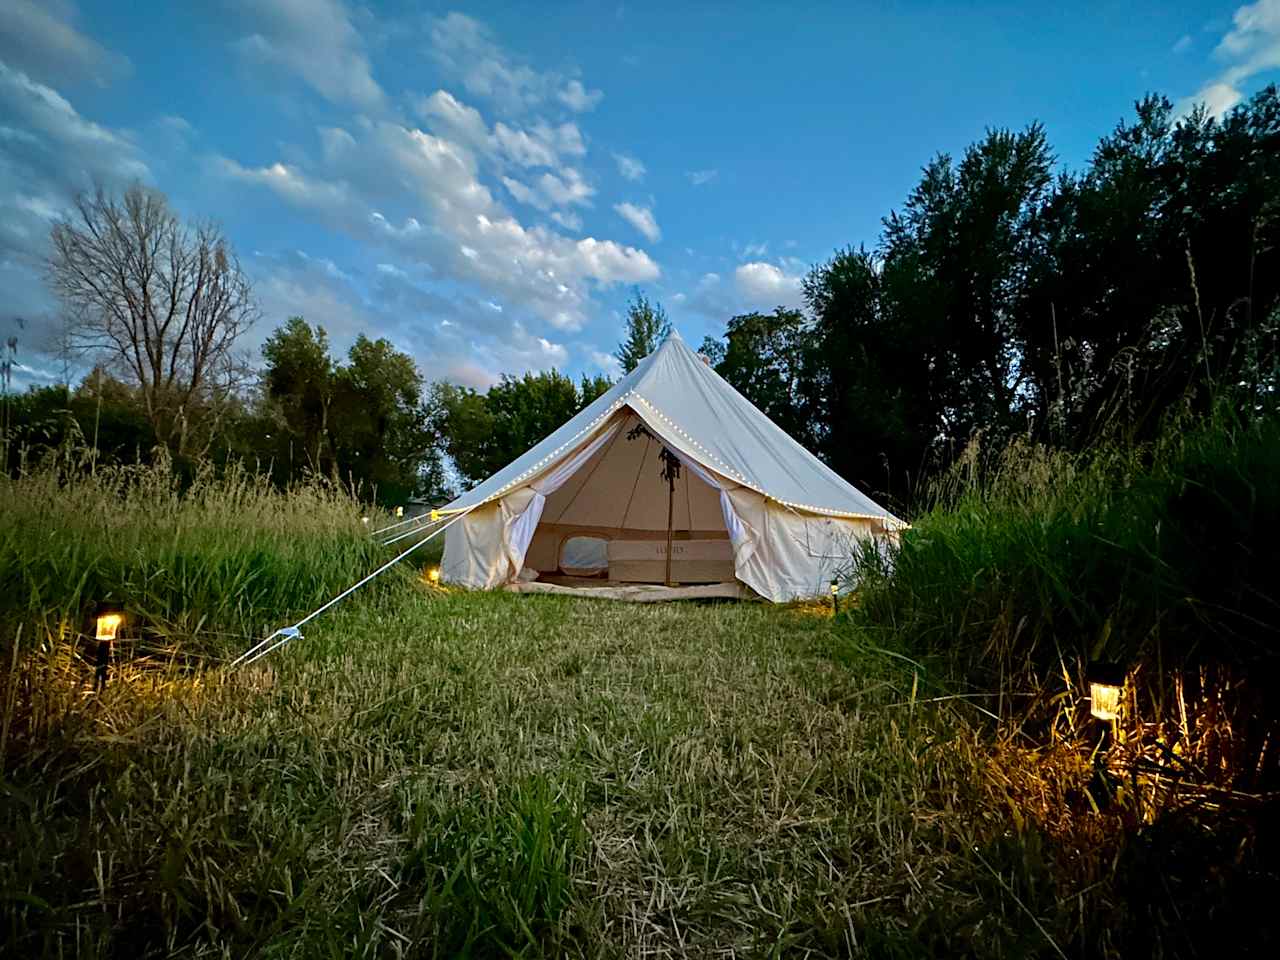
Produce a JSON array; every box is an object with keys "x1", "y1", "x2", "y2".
[{"x1": 438, "y1": 333, "x2": 904, "y2": 602}]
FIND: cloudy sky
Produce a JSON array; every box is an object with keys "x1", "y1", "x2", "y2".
[{"x1": 2, "y1": 1, "x2": 1278, "y2": 391}]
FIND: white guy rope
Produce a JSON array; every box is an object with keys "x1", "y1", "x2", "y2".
[
  {"x1": 382, "y1": 513, "x2": 448, "y2": 547},
  {"x1": 229, "y1": 506, "x2": 474, "y2": 670},
  {"x1": 370, "y1": 512, "x2": 427, "y2": 537}
]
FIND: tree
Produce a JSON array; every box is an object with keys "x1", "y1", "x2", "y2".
[
  {"x1": 261, "y1": 317, "x2": 334, "y2": 473},
  {"x1": 440, "y1": 370, "x2": 610, "y2": 485},
  {"x1": 47, "y1": 185, "x2": 257, "y2": 456},
  {"x1": 256, "y1": 318, "x2": 450, "y2": 503},
  {"x1": 329, "y1": 335, "x2": 446, "y2": 503},
  {"x1": 615, "y1": 290, "x2": 671, "y2": 373},
  {"x1": 706, "y1": 308, "x2": 818, "y2": 449},
  {"x1": 881, "y1": 124, "x2": 1054, "y2": 445},
  {"x1": 579, "y1": 373, "x2": 612, "y2": 407}
]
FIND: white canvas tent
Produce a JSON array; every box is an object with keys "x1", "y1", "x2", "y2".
[{"x1": 438, "y1": 333, "x2": 904, "y2": 602}]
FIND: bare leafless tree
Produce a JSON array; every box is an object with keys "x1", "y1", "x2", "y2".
[{"x1": 47, "y1": 184, "x2": 257, "y2": 456}]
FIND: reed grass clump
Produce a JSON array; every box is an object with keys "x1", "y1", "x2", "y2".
[{"x1": 0, "y1": 452, "x2": 414, "y2": 659}]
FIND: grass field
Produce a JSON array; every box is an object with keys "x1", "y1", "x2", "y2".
[
  {"x1": 3, "y1": 418, "x2": 1277, "y2": 958},
  {"x1": 4, "y1": 586, "x2": 1110, "y2": 958}
]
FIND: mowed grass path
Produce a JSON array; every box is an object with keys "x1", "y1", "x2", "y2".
[{"x1": 5, "y1": 590, "x2": 1007, "y2": 958}]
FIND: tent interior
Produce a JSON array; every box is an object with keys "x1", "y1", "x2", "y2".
[{"x1": 520, "y1": 409, "x2": 735, "y2": 587}]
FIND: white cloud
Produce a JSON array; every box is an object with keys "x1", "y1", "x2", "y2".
[
  {"x1": 1218, "y1": 0, "x2": 1280, "y2": 79},
  {"x1": 218, "y1": 157, "x2": 356, "y2": 217},
  {"x1": 493, "y1": 122, "x2": 559, "y2": 167},
  {"x1": 249, "y1": 250, "x2": 573, "y2": 389},
  {"x1": 1175, "y1": 81, "x2": 1245, "y2": 118},
  {"x1": 503, "y1": 168, "x2": 594, "y2": 211},
  {"x1": 686, "y1": 168, "x2": 718, "y2": 186},
  {"x1": 735, "y1": 262, "x2": 804, "y2": 308},
  {"x1": 614, "y1": 201, "x2": 660, "y2": 242},
  {"x1": 417, "y1": 89, "x2": 587, "y2": 172},
  {"x1": 231, "y1": 0, "x2": 383, "y2": 109},
  {"x1": 589, "y1": 349, "x2": 621, "y2": 375},
  {"x1": 0, "y1": 62, "x2": 147, "y2": 179},
  {"x1": 614, "y1": 152, "x2": 646, "y2": 181},
  {"x1": 0, "y1": 61, "x2": 155, "y2": 370},
  {"x1": 1177, "y1": 0, "x2": 1280, "y2": 118},
  {"x1": 224, "y1": 112, "x2": 656, "y2": 333},
  {"x1": 429, "y1": 12, "x2": 601, "y2": 118},
  {"x1": 558, "y1": 79, "x2": 603, "y2": 112},
  {"x1": 1172, "y1": 34, "x2": 1193, "y2": 54},
  {"x1": 415, "y1": 89, "x2": 491, "y2": 154},
  {"x1": 0, "y1": 0, "x2": 131, "y2": 87},
  {"x1": 550, "y1": 210, "x2": 582, "y2": 231}
]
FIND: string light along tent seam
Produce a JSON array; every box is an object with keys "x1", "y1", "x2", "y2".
[
  {"x1": 432, "y1": 334, "x2": 907, "y2": 601},
  {"x1": 228, "y1": 506, "x2": 477, "y2": 670},
  {"x1": 629, "y1": 392, "x2": 907, "y2": 526},
  {"x1": 429, "y1": 388, "x2": 906, "y2": 528},
  {"x1": 430, "y1": 392, "x2": 636, "y2": 515}
]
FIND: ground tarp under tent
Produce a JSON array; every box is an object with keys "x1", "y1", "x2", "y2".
[{"x1": 439, "y1": 333, "x2": 904, "y2": 602}]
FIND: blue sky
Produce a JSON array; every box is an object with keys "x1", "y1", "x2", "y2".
[{"x1": 3, "y1": 1, "x2": 1279, "y2": 391}]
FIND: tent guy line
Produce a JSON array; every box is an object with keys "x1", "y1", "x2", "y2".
[
  {"x1": 230, "y1": 331, "x2": 905, "y2": 669},
  {"x1": 228, "y1": 506, "x2": 476, "y2": 670}
]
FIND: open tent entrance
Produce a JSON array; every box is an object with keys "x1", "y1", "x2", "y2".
[{"x1": 520, "y1": 410, "x2": 735, "y2": 588}]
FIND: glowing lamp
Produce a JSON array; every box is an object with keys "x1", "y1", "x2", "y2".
[
  {"x1": 830, "y1": 578, "x2": 840, "y2": 615},
  {"x1": 830, "y1": 579, "x2": 839, "y2": 596},
  {"x1": 396, "y1": 506, "x2": 404, "y2": 518},
  {"x1": 428, "y1": 566, "x2": 441, "y2": 584},
  {"x1": 361, "y1": 516, "x2": 370, "y2": 525},
  {"x1": 430, "y1": 509, "x2": 440, "y2": 522},
  {"x1": 92, "y1": 602, "x2": 124, "y2": 691},
  {"x1": 1086, "y1": 661, "x2": 1126, "y2": 722},
  {"x1": 95, "y1": 605, "x2": 123, "y2": 641}
]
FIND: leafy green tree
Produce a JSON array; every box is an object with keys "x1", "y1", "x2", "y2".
[
  {"x1": 707, "y1": 308, "x2": 818, "y2": 449},
  {"x1": 330, "y1": 335, "x2": 447, "y2": 503},
  {"x1": 440, "y1": 370, "x2": 612, "y2": 485},
  {"x1": 615, "y1": 290, "x2": 671, "y2": 373},
  {"x1": 1, "y1": 371, "x2": 156, "y2": 471},
  {"x1": 261, "y1": 317, "x2": 334, "y2": 473},
  {"x1": 579, "y1": 373, "x2": 613, "y2": 407},
  {"x1": 258, "y1": 318, "x2": 449, "y2": 503},
  {"x1": 881, "y1": 124, "x2": 1054, "y2": 444},
  {"x1": 1021, "y1": 89, "x2": 1280, "y2": 444}
]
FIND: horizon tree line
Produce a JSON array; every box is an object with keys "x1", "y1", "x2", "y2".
[{"x1": 5, "y1": 85, "x2": 1278, "y2": 509}]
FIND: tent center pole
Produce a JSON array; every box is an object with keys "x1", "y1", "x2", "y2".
[{"x1": 665, "y1": 469, "x2": 676, "y2": 586}]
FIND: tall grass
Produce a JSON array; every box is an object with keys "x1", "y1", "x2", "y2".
[
  {"x1": 843, "y1": 409, "x2": 1280, "y2": 955},
  {"x1": 853, "y1": 408, "x2": 1280, "y2": 782},
  {"x1": 0, "y1": 449, "x2": 418, "y2": 659}
]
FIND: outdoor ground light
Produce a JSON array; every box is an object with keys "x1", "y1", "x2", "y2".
[
  {"x1": 1086, "y1": 661, "x2": 1126, "y2": 722},
  {"x1": 428, "y1": 566, "x2": 441, "y2": 584},
  {"x1": 830, "y1": 578, "x2": 839, "y2": 614},
  {"x1": 396, "y1": 505, "x2": 404, "y2": 518},
  {"x1": 93, "y1": 601, "x2": 124, "y2": 691},
  {"x1": 361, "y1": 516, "x2": 370, "y2": 525}
]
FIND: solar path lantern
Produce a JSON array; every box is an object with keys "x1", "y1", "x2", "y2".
[{"x1": 93, "y1": 602, "x2": 124, "y2": 691}]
